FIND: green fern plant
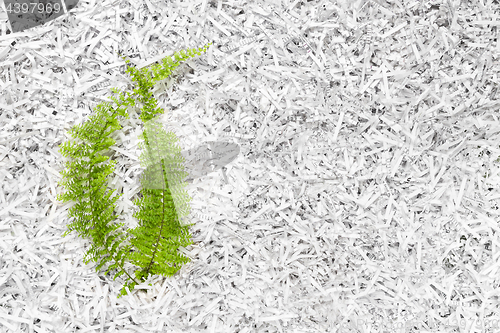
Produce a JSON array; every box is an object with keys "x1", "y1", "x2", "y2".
[{"x1": 57, "y1": 42, "x2": 212, "y2": 298}]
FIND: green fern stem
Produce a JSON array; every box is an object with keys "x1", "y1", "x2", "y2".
[{"x1": 141, "y1": 158, "x2": 171, "y2": 274}]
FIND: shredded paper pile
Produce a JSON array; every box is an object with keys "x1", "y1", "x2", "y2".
[{"x1": 1, "y1": 0, "x2": 500, "y2": 332}]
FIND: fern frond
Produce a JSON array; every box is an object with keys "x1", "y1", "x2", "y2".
[
  {"x1": 58, "y1": 43, "x2": 211, "y2": 299},
  {"x1": 58, "y1": 99, "x2": 135, "y2": 284},
  {"x1": 122, "y1": 115, "x2": 193, "y2": 295}
]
